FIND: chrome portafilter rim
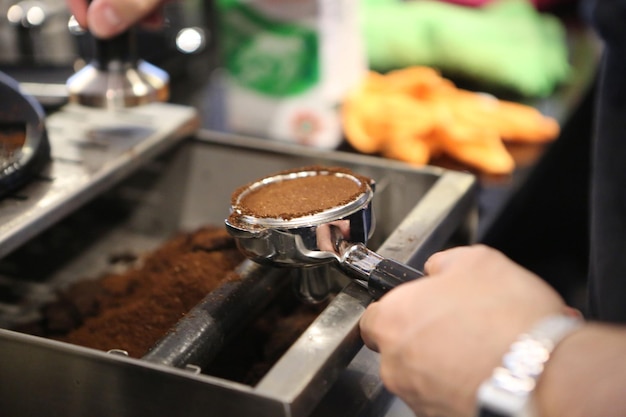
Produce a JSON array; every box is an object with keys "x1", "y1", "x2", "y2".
[{"x1": 229, "y1": 168, "x2": 375, "y2": 230}]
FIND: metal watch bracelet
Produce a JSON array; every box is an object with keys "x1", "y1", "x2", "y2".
[{"x1": 476, "y1": 314, "x2": 584, "y2": 417}]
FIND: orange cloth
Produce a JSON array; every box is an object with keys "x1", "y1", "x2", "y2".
[{"x1": 341, "y1": 67, "x2": 560, "y2": 175}]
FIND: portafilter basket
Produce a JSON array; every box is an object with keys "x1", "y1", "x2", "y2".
[{"x1": 225, "y1": 167, "x2": 423, "y2": 299}]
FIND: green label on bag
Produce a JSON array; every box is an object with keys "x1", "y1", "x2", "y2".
[{"x1": 219, "y1": 5, "x2": 319, "y2": 97}]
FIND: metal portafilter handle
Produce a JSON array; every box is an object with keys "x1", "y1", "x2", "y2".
[
  {"x1": 66, "y1": 5, "x2": 169, "y2": 108},
  {"x1": 340, "y1": 243, "x2": 424, "y2": 299}
]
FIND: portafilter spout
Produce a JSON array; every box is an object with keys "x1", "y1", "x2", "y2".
[
  {"x1": 225, "y1": 167, "x2": 424, "y2": 300},
  {"x1": 66, "y1": 12, "x2": 169, "y2": 108}
]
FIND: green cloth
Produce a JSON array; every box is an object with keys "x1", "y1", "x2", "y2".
[{"x1": 361, "y1": 0, "x2": 571, "y2": 97}]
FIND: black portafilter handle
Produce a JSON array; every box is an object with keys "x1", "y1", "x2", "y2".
[
  {"x1": 341, "y1": 243, "x2": 425, "y2": 300},
  {"x1": 368, "y1": 259, "x2": 424, "y2": 300}
]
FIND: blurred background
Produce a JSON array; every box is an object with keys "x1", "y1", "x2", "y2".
[{"x1": 0, "y1": 0, "x2": 599, "y2": 309}]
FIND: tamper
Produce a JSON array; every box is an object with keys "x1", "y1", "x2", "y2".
[{"x1": 66, "y1": 19, "x2": 169, "y2": 108}]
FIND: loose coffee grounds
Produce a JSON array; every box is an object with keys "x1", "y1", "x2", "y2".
[
  {"x1": 32, "y1": 226, "x2": 245, "y2": 358},
  {"x1": 204, "y1": 285, "x2": 329, "y2": 385},
  {"x1": 23, "y1": 224, "x2": 327, "y2": 380}
]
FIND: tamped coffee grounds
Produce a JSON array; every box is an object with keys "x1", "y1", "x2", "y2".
[{"x1": 231, "y1": 166, "x2": 371, "y2": 220}]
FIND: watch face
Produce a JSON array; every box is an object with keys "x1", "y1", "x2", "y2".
[{"x1": 478, "y1": 407, "x2": 509, "y2": 417}]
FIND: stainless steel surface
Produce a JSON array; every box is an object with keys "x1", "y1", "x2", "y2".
[
  {"x1": 292, "y1": 265, "x2": 337, "y2": 304},
  {"x1": 0, "y1": 129, "x2": 477, "y2": 417},
  {"x1": 0, "y1": 101, "x2": 199, "y2": 259}
]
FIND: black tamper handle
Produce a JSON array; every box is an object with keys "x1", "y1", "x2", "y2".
[
  {"x1": 93, "y1": 31, "x2": 137, "y2": 68},
  {"x1": 368, "y1": 259, "x2": 424, "y2": 300},
  {"x1": 85, "y1": 0, "x2": 137, "y2": 69}
]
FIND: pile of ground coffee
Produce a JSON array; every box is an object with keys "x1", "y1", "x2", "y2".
[
  {"x1": 204, "y1": 286, "x2": 328, "y2": 385},
  {"x1": 230, "y1": 166, "x2": 372, "y2": 220},
  {"x1": 37, "y1": 226, "x2": 245, "y2": 358},
  {"x1": 24, "y1": 224, "x2": 327, "y2": 381}
]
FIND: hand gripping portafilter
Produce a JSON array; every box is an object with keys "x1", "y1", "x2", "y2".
[{"x1": 225, "y1": 167, "x2": 424, "y2": 300}]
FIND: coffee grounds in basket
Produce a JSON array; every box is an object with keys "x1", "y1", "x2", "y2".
[
  {"x1": 0, "y1": 127, "x2": 26, "y2": 160},
  {"x1": 36, "y1": 226, "x2": 245, "y2": 358},
  {"x1": 230, "y1": 166, "x2": 371, "y2": 220}
]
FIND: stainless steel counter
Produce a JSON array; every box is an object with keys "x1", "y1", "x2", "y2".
[
  {"x1": 0, "y1": 102, "x2": 199, "y2": 258},
  {"x1": 0, "y1": 120, "x2": 477, "y2": 416}
]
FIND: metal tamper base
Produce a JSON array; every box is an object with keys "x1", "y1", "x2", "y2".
[{"x1": 67, "y1": 28, "x2": 169, "y2": 108}]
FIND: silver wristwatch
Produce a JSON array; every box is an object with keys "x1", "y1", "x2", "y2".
[{"x1": 476, "y1": 314, "x2": 583, "y2": 417}]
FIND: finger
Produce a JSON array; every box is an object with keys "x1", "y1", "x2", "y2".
[
  {"x1": 316, "y1": 225, "x2": 334, "y2": 252},
  {"x1": 359, "y1": 302, "x2": 381, "y2": 352},
  {"x1": 140, "y1": 9, "x2": 165, "y2": 30},
  {"x1": 564, "y1": 306, "x2": 584, "y2": 319},
  {"x1": 67, "y1": 0, "x2": 88, "y2": 28},
  {"x1": 424, "y1": 244, "x2": 499, "y2": 276},
  {"x1": 335, "y1": 220, "x2": 351, "y2": 239},
  {"x1": 423, "y1": 245, "x2": 471, "y2": 275},
  {"x1": 87, "y1": 0, "x2": 164, "y2": 39}
]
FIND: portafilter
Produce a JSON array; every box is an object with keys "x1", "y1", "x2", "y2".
[{"x1": 225, "y1": 167, "x2": 424, "y2": 300}]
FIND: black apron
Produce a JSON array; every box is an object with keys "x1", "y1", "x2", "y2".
[{"x1": 586, "y1": 0, "x2": 626, "y2": 322}]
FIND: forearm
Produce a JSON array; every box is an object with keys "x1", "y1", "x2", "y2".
[{"x1": 535, "y1": 323, "x2": 626, "y2": 417}]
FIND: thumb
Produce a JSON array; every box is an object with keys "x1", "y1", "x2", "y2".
[
  {"x1": 423, "y1": 245, "x2": 470, "y2": 275},
  {"x1": 87, "y1": 0, "x2": 163, "y2": 38}
]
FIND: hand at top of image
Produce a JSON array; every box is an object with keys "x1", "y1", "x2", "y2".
[{"x1": 66, "y1": 0, "x2": 168, "y2": 39}]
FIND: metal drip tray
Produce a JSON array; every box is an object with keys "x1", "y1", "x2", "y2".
[
  {"x1": 0, "y1": 130, "x2": 477, "y2": 417},
  {"x1": 0, "y1": 102, "x2": 199, "y2": 259}
]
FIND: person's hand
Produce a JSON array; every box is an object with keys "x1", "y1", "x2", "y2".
[
  {"x1": 66, "y1": 0, "x2": 168, "y2": 39},
  {"x1": 359, "y1": 244, "x2": 568, "y2": 417}
]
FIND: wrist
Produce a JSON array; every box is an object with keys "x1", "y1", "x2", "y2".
[
  {"x1": 475, "y1": 313, "x2": 584, "y2": 417},
  {"x1": 534, "y1": 323, "x2": 626, "y2": 417}
]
